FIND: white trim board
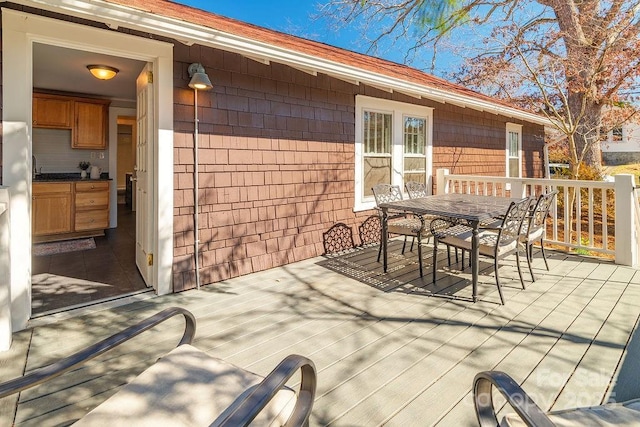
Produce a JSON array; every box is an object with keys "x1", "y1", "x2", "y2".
[
  {"x1": 9, "y1": 0, "x2": 549, "y2": 126},
  {"x1": 2, "y1": 9, "x2": 174, "y2": 331}
]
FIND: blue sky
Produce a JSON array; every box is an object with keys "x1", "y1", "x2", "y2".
[{"x1": 178, "y1": 1, "x2": 444, "y2": 72}]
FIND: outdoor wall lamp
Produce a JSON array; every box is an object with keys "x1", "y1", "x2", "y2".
[
  {"x1": 188, "y1": 62, "x2": 212, "y2": 290},
  {"x1": 188, "y1": 62, "x2": 213, "y2": 90},
  {"x1": 86, "y1": 64, "x2": 119, "y2": 80}
]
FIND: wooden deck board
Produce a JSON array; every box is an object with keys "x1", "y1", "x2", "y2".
[{"x1": 2, "y1": 246, "x2": 640, "y2": 426}]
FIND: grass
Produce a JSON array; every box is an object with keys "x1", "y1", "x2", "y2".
[{"x1": 602, "y1": 163, "x2": 640, "y2": 184}]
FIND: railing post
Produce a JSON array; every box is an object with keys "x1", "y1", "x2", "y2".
[
  {"x1": 436, "y1": 169, "x2": 449, "y2": 195},
  {"x1": 511, "y1": 180, "x2": 526, "y2": 198},
  {"x1": 0, "y1": 187, "x2": 11, "y2": 351},
  {"x1": 614, "y1": 174, "x2": 637, "y2": 266}
]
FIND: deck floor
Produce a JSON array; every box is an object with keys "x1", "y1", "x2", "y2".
[{"x1": 2, "y1": 241, "x2": 640, "y2": 426}]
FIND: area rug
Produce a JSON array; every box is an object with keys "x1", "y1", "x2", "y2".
[{"x1": 33, "y1": 238, "x2": 96, "y2": 256}]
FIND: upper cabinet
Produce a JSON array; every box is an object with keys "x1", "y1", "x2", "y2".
[
  {"x1": 33, "y1": 92, "x2": 110, "y2": 150},
  {"x1": 32, "y1": 93, "x2": 73, "y2": 128},
  {"x1": 73, "y1": 100, "x2": 109, "y2": 149}
]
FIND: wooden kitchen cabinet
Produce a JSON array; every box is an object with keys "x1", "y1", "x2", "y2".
[
  {"x1": 73, "y1": 100, "x2": 109, "y2": 149},
  {"x1": 32, "y1": 92, "x2": 110, "y2": 149},
  {"x1": 32, "y1": 180, "x2": 110, "y2": 242},
  {"x1": 75, "y1": 181, "x2": 110, "y2": 231},
  {"x1": 32, "y1": 93, "x2": 73, "y2": 128},
  {"x1": 32, "y1": 183, "x2": 73, "y2": 237}
]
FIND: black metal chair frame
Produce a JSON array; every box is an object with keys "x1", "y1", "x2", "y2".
[
  {"x1": 521, "y1": 190, "x2": 558, "y2": 282},
  {"x1": 431, "y1": 197, "x2": 532, "y2": 304},
  {"x1": 372, "y1": 184, "x2": 424, "y2": 267},
  {"x1": 474, "y1": 371, "x2": 556, "y2": 427},
  {"x1": 0, "y1": 307, "x2": 317, "y2": 427}
]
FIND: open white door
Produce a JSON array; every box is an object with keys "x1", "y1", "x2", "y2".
[{"x1": 136, "y1": 64, "x2": 154, "y2": 288}]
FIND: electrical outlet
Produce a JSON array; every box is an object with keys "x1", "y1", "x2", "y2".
[
  {"x1": 90, "y1": 152, "x2": 96, "y2": 160},
  {"x1": 99, "y1": 152, "x2": 105, "y2": 159}
]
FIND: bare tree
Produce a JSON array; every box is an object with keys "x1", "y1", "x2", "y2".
[{"x1": 321, "y1": 0, "x2": 640, "y2": 178}]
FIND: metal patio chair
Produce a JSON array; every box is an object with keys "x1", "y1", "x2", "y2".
[
  {"x1": 474, "y1": 370, "x2": 640, "y2": 426},
  {"x1": 520, "y1": 190, "x2": 558, "y2": 282},
  {"x1": 0, "y1": 307, "x2": 316, "y2": 427},
  {"x1": 431, "y1": 197, "x2": 532, "y2": 304},
  {"x1": 404, "y1": 181, "x2": 429, "y2": 199},
  {"x1": 372, "y1": 184, "x2": 425, "y2": 273}
]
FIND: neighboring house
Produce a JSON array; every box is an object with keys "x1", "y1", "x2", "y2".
[
  {"x1": 602, "y1": 122, "x2": 640, "y2": 165},
  {"x1": 0, "y1": 0, "x2": 548, "y2": 336}
]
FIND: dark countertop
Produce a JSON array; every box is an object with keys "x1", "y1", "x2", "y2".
[{"x1": 34, "y1": 172, "x2": 111, "y2": 182}]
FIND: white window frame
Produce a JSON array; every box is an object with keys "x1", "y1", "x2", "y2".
[
  {"x1": 506, "y1": 123, "x2": 523, "y2": 179},
  {"x1": 354, "y1": 95, "x2": 433, "y2": 211}
]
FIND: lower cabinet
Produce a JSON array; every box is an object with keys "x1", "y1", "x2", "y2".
[
  {"x1": 32, "y1": 183, "x2": 73, "y2": 236},
  {"x1": 32, "y1": 181, "x2": 110, "y2": 242},
  {"x1": 75, "y1": 181, "x2": 110, "y2": 231}
]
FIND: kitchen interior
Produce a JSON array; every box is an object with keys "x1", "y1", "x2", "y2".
[{"x1": 31, "y1": 43, "x2": 151, "y2": 316}]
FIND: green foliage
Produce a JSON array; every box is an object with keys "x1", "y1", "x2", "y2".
[
  {"x1": 574, "y1": 237, "x2": 590, "y2": 255},
  {"x1": 78, "y1": 161, "x2": 91, "y2": 171}
]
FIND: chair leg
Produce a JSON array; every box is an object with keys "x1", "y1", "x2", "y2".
[
  {"x1": 525, "y1": 243, "x2": 535, "y2": 282},
  {"x1": 515, "y1": 250, "x2": 526, "y2": 289},
  {"x1": 461, "y1": 250, "x2": 465, "y2": 271},
  {"x1": 540, "y1": 239, "x2": 549, "y2": 270},
  {"x1": 494, "y1": 258, "x2": 505, "y2": 305},
  {"x1": 432, "y1": 239, "x2": 439, "y2": 284},
  {"x1": 410, "y1": 236, "x2": 415, "y2": 252},
  {"x1": 402, "y1": 236, "x2": 408, "y2": 254},
  {"x1": 417, "y1": 233, "x2": 423, "y2": 277},
  {"x1": 377, "y1": 240, "x2": 383, "y2": 262}
]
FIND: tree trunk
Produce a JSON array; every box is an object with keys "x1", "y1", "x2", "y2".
[{"x1": 567, "y1": 92, "x2": 603, "y2": 175}]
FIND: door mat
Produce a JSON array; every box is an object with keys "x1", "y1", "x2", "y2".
[{"x1": 33, "y1": 238, "x2": 96, "y2": 256}]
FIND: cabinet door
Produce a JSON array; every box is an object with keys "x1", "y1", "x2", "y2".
[
  {"x1": 32, "y1": 184, "x2": 73, "y2": 236},
  {"x1": 33, "y1": 96, "x2": 72, "y2": 128},
  {"x1": 73, "y1": 101, "x2": 107, "y2": 149}
]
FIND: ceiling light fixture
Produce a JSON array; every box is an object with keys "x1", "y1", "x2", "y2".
[{"x1": 87, "y1": 64, "x2": 119, "y2": 80}]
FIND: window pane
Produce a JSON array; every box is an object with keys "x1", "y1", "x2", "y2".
[
  {"x1": 364, "y1": 111, "x2": 392, "y2": 154},
  {"x1": 612, "y1": 126, "x2": 623, "y2": 142},
  {"x1": 404, "y1": 117, "x2": 425, "y2": 155},
  {"x1": 403, "y1": 117, "x2": 426, "y2": 188},
  {"x1": 509, "y1": 158, "x2": 520, "y2": 178},
  {"x1": 364, "y1": 156, "x2": 391, "y2": 197},
  {"x1": 508, "y1": 131, "x2": 519, "y2": 158}
]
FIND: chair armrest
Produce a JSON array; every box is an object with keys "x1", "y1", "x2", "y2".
[
  {"x1": 212, "y1": 354, "x2": 317, "y2": 427},
  {"x1": 474, "y1": 371, "x2": 554, "y2": 427},
  {"x1": 0, "y1": 307, "x2": 196, "y2": 399}
]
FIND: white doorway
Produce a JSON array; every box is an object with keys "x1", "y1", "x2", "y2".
[{"x1": 2, "y1": 9, "x2": 174, "y2": 330}]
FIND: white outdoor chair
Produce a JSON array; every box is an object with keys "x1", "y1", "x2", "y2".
[{"x1": 474, "y1": 370, "x2": 640, "y2": 426}]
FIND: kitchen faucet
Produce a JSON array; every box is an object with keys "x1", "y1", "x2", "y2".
[{"x1": 32, "y1": 155, "x2": 40, "y2": 178}]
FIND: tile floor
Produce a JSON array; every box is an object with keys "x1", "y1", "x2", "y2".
[{"x1": 31, "y1": 204, "x2": 149, "y2": 315}]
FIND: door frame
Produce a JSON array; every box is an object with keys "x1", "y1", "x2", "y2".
[{"x1": 2, "y1": 9, "x2": 174, "y2": 331}]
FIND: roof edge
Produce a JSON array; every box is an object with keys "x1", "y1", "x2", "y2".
[{"x1": 12, "y1": 0, "x2": 550, "y2": 126}]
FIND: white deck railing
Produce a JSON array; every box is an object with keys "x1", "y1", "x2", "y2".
[{"x1": 435, "y1": 169, "x2": 639, "y2": 266}]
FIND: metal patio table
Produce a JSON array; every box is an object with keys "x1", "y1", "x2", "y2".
[{"x1": 378, "y1": 193, "x2": 518, "y2": 302}]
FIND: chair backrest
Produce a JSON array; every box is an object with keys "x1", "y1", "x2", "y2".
[
  {"x1": 497, "y1": 197, "x2": 533, "y2": 246},
  {"x1": 371, "y1": 184, "x2": 404, "y2": 206},
  {"x1": 527, "y1": 191, "x2": 558, "y2": 236},
  {"x1": 405, "y1": 181, "x2": 428, "y2": 199},
  {"x1": 322, "y1": 223, "x2": 355, "y2": 254}
]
